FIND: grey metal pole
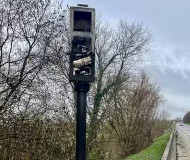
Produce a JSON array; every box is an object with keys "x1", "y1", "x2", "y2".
[{"x1": 75, "y1": 82, "x2": 90, "y2": 160}]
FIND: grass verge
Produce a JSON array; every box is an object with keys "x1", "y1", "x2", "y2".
[{"x1": 125, "y1": 133, "x2": 170, "y2": 160}]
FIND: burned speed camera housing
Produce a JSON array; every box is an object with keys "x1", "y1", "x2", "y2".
[{"x1": 69, "y1": 5, "x2": 95, "y2": 82}]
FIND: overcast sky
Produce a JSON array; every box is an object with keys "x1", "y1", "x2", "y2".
[{"x1": 63, "y1": 0, "x2": 190, "y2": 119}]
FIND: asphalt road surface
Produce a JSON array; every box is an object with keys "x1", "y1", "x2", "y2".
[{"x1": 176, "y1": 124, "x2": 190, "y2": 160}]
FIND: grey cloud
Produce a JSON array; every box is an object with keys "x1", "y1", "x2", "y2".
[
  {"x1": 165, "y1": 102, "x2": 188, "y2": 119},
  {"x1": 148, "y1": 65, "x2": 190, "y2": 96},
  {"x1": 145, "y1": 64, "x2": 190, "y2": 118}
]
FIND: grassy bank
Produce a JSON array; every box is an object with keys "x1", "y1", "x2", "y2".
[{"x1": 125, "y1": 133, "x2": 170, "y2": 160}]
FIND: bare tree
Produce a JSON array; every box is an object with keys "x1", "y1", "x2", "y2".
[
  {"x1": 0, "y1": 0, "x2": 66, "y2": 114},
  {"x1": 87, "y1": 19, "x2": 152, "y2": 154},
  {"x1": 0, "y1": 1, "x2": 77, "y2": 159},
  {"x1": 101, "y1": 72, "x2": 162, "y2": 159}
]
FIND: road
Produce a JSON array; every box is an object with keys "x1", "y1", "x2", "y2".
[{"x1": 176, "y1": 124, "x2": 190, "y2": 160}]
